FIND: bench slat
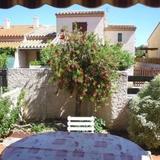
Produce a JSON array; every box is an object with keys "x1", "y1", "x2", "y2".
[
  {"x1": 68, "y1": 122, "x2": 94, "y2": 126},
  {"x1": 68, "y1": 116, "x2": 95, "y2": 121},
  {"x1": 67, "y1": 116, "x2": 95, "y2": 133}
]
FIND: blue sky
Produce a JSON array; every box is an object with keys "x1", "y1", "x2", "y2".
[{"x1": 0, "y1": 4, "x2": 160, "y2": 46}]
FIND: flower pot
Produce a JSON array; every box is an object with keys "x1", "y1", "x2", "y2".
[{"x1": 29, "y1": 65, "x2": 42, "y2": 69}]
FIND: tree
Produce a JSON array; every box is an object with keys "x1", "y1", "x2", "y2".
[
  {"x1": 135, "y1": 45, "x2": 146, "y2": 58},
  {"x1": 41, "y1": 30, "x2": 134, "y2": 116}
]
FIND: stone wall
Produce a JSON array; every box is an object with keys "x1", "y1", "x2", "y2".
[
  {"x1": 95, "y1": 71, "x2": 128, "y2": 130},
  {"x1": 7, "y1": 68, "x2": 51, "y2": 89},
  {"x1": 7, "y1": 68, "x2": 129, "y2": 130}
]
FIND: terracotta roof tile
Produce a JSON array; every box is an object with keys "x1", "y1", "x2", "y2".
[
  {"x1": 105, "y1": 25, "x2": 136, "y2": 31},
  {"x1": 56, "y1": 10, "x2": 104, "y2": 17},
  {"x1": 0, "y1": 25, "x2": 34, "y2": 37},
  {"x1": 26, "y1": 26, "x2": 56, "y2": 37},
  {"x1": 0, "y1": 42, "x2": 21, "y2": 48},
  {"x1": 19, "y1": 40, "x2": 47, "y2": 49}
]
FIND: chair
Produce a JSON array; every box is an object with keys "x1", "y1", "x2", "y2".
[{"x1": 67, "y1": 116, "x2": 95, "y2": 133}]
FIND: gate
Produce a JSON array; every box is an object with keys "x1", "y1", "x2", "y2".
[{"x1": 128, "y1": 75, "x2": 153, "y2": 95}]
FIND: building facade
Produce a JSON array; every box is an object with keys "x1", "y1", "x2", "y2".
[
  {"x1": 56, "y1": 11, "x2": 106, "y2": 41},
  {"x1": 105, "y1": 25, "x2": 136, "y2": 54},
  {"x1": 56, "y1": 11, "x2": 136, "y2": 54},
  {"x1": 147, "y1": 22, "x2": 160, "y2": 58}
]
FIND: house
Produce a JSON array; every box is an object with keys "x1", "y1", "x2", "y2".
[
  {"x1": 147, "y1": 22, "x2": 160, "y2": 58},
  {"x1": 56, "y1": 11, "x2": 136, "y2": 54},
  {"x1": 16, "y1": 25, "x2": 56, "y2": 68},
  {"x1": 105, "y1": 25, "x2": 136, "y2": 53},
  {"x1": 0, "y1": 18, "x2": 56, "y2": 68},
  {"x1": 56, "y1": 11, "x2": 105, "y2": 41}
]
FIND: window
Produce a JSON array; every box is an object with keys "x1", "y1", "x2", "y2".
[
  {"x1": 72, "y1": 22, "x2": 87, "y2": 32},
  {"x1": 118, "y1": 33, "x2": 122, "y2": 42}
]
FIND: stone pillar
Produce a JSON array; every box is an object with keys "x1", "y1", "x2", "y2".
[{"x1": 95, "y1": 71, "x2": 128, "y2": 131}]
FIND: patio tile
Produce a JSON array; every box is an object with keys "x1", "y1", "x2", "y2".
[
  {"x1": 0, "y1": 144, "x2": 4, "y2": 155},
  {"x1": 152, "y1": 155, "x2": 160, "y2": 160}
]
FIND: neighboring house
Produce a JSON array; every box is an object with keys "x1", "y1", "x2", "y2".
[
  {"x1": 0, "y1": 18, "x2": 56, "y2": 68},
  {"x1": 17, "y1": 26, "x2": 56, "y2": 68},
  {"x1": 105, "y1": 25, "x2": 136, "y2": 54},
  {"x1": 56, "y1": 11, "x2": 136, "y2": 54},
  {"x1": 147, "y1": 22, "x2": 160, "y2": 58}
]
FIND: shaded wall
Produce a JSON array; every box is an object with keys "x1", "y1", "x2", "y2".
[{"x1": 8, "y1": 68, "x2": 128, "y2": 130}]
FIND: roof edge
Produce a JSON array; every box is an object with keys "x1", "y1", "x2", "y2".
[
  {"x1": 148, "y1": 22, "x2": 160, "y2": 42},
  {"x1": 56, "y1": 10, "x2": 105, "y2": 17},
  {"x1": 105, "y1": 25, "x2": 136, "y2": 31}
]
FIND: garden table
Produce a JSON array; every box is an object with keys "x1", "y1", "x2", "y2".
[{"x1": 1, "y1": 131, "x2": 151, "y2": 160}]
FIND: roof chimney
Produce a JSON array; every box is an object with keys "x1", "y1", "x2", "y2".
[
  {"x1": 33, "y1": 16, "x2": 40, "y2": 28},
  {"x1": 4, "y1": 18, "x2": 11, "y2": 29}
]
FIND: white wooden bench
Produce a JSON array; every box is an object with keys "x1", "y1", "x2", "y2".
[{"x1": 67, "y1": 116, "x2": 95, "y2": 133}]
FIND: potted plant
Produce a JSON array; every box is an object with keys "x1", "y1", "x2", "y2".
[{"x1": 29, "y1": 60, "x2": 42, "y2": 69}]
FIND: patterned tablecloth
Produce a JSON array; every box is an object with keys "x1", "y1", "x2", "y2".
[{"x1": 1, "y1": 131, "x2": 150, "y2": 160}]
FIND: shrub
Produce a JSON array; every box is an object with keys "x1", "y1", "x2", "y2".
[
  {"x1": 118, "y1": 50, "x2": 134, "y2": 70},
  {"x1": 0, "y1": 97, "x2": 20, "y2": 137},
  {"x1": 95, "y1": 117, "x2": 106, "y2": 133},
  {"x1": 105, "y1": 44, "x2": 134, "y2": 70},
  {"x1": 0, "y1": 53, "x2": 7, "y2": 69},
  {"x1": 30, "y1": 123, "x2": 56, "y2": 133},
  {"x1": 0, "y1": 47, "x2": 16, "y2": 69},
  {"x1": 0, "y1": 47, "x2": 16, "y2": 56},
  {"x1": 128, "y1": 75, "x2": 160, "y2": 149},
  {"x1": 135, "y1": 50, "x2": 145, "y2": 58},
  {"x1": 31, "y1": 123, "x2": 46, "y2": 133},
  {"x1": 29, "y1": 60, "x2": 42, "y2": 66},
  {"x1": 40, "y1": 44, "x2": 55, "y2": 65}
]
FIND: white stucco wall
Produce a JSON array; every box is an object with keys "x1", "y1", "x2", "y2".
[
  {"x1": 56, "y1": 16, "x2": 105, "y2": 41},
  {"x1": 105, "y1": 30, "x2": 136, "y2": 54}
]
